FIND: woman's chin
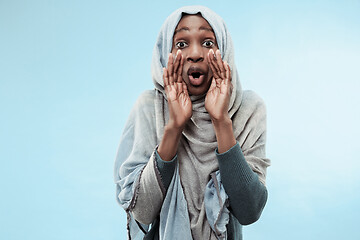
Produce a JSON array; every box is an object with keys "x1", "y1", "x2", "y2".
[{"x1": 187, "y1": 84, "x2": 211, "y2": 96}]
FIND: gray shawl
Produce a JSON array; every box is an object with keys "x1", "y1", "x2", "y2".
[{"x1": 114, "y1": 5, "x2": 270, "y2": 240}]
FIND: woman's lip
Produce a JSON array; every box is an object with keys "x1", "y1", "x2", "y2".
[
  {"x1": 188, "y1": 74, "x2": 205, "y2": 86},
  {"x1": 187, "y1": 66, "x2": 204, "y2": 75}
]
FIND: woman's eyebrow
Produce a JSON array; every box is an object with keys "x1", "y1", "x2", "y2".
[
  {"x1": 174, "y1": 27, "x2": 190, "y2": 35},
  {"x1": 174, "y1": 26, "x2": 214, "y2": 35},
  {"x1": 199, "y1": 26, "x2": 214, "y2": 32}
]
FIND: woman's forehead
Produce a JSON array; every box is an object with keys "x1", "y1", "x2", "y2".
[{"x1": 174, "y1": 14, "x2": 214, "y2": 34}]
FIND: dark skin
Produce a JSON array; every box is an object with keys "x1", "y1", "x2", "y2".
[{"x1": 158, "y1": 14, "x2": 236, "y2": 161}]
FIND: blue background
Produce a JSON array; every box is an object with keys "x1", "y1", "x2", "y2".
[{"x1": 1, "y1": 0, "x2": 359, "y2": 239}]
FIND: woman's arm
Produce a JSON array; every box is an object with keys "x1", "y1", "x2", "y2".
[
  {"x1": 206, "y1": 49, "x2": 268, "y2": 224},
  {"x1": 216, "y1": 140, "x2": 268, "y2": 225},
  {"x1": 158, "y1": 50, "x2": 191, "y2": 161},
  {"x1": 212, "y1": 116, "x2": 267, "y2": 225},
  {"x1": 130, "y1": 51, "x2": 191, "y2": 225}
]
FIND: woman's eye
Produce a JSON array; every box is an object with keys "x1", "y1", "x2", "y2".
[
  {"x1": 203, "y1": 40, "x2": 214, "y2": 48},
  {"x1": 175, "y1": 42, "x2": 188, "y2": 49}
]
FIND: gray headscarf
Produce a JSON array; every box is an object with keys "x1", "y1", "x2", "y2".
[
  {"x1": 151, "y1": 5, "x2": 244, "y2": 239},
  {"x1": 114, "y1": 5, "x2": 270, "y2": 240},
  {"x1": 151, "y1": 5, "x2": 242, "y2": 117}
]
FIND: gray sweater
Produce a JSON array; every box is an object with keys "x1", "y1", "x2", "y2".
[{"x1": 149, "y1": 142, "x2": 268, "y2": 239}]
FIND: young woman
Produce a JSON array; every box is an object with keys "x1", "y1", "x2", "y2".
[{"x1": 114, "y1": 5, "x2": 271, "y2": 240}]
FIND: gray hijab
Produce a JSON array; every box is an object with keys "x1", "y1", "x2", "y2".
[
  {"x1": 151, "y1": 5, "x2": 242, "y2": 116},
  {"x1": 114, "y1": 5, "x2": 269, "y2": 240},
  {"x1": 150, "y1": 6, "x2": 243, "y2": 239}
]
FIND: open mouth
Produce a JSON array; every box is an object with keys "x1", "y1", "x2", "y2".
[
  {"x1": 191, "y1": 72, "x2": 202, "y2": 79},
  {"x1": 187, "y1": 67, "x2": 205, "y2": 86}
]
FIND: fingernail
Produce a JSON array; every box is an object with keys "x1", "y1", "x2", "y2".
[{"x1": 211, "y1": 49, "x2": 216, "y2": 58}]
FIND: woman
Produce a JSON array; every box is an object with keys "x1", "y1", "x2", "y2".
[{"x1": 114, "y1": 5, "x2": 271, "y2": 240}]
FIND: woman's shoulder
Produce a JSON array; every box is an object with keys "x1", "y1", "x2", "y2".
[
  {"x1": 123, "y1": 90, "x2": 159, "y2": 128},
  {"x1": 133, "y1": 89, "x2": 157, "y2": 109},
  {"x1": 241, "y1": 90, "x2": 266, "y2": 113},
  {"x1": 137, "y1": 89, "x2": 156, "y2": 102}
]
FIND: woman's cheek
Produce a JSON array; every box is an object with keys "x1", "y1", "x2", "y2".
[{"x1": 182, "y1": 71, "x2": 188, "y2": 83}]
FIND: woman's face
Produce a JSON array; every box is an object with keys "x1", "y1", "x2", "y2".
[{"x1": 171, "y1": 14, "x2": 218, "y2": 96}]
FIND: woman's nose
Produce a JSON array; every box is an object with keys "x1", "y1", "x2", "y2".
[{"x1": 186, "y1": 45, "x2": 204, "y2": 63}]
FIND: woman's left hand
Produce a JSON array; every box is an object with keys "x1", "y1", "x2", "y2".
[{"x1": 205, "y1": 49, "x2": 233, "y2": 122}]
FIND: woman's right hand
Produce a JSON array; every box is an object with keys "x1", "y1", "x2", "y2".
[{"x1": 163, "y1": 50, "x2": 192, "y2": 130}]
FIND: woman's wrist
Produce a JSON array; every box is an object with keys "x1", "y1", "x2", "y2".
[
  {"x1": 158, "y1": 123, "x2": 183, "y2": 161},
  {"x1": 211, "y1": 114, "x2": 232, "y2": 128},
  {"x1": 212, "y1": 116, "x2": 237, "y2": 154},
  {"x1": 166, "y1": 119, "x2": 186, "y2": 132}
]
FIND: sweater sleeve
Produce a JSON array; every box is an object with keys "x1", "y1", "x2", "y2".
[
  {"x1": 154, "y1": 149, "x2": 177, "y2": 191},
  {"x1": 216, "y1": 142, "x2": 268, "y2": 225}
]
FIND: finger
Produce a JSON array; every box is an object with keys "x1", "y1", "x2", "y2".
[
  {"x1": 173, "y1": 70, "x2": 178, "y2": 84},
  {"x1": 169, "y1": 73, "x2": 174, "y2": 85},
  {"x1": 168, "y1": 53, "x2": 174, "y2": 76},
  {"x1": 210, "y1": 49, "x2": 221, "y2": 76},
  {"x1": 208, "y1": 51, "x2": 220, "y2": 79},
  {"x1": 182, "y1": 82, "x2": 188, "y2": 95},
  {"x1": 167, "y1": 54, "x2": 176, "y2": 84},
  {"x1": 207, "y1": 54, "x2": 217, "y2": 79},
  {"x1": 173, "y1": 51, "x2": 182, "y2": 83},
  {"x1": 211, "y1": 49, "x2": 221, "y2": 73},
  {"x1": 173, "y1": 50, "x2": 181, "y2": 74},
  {"x1": 176, "y1": 82, "x2": 183, "y2": 93},
  {"x1": 224, "y1": 61, "x2": 231, "y2": 85},
  {"x1": 209, "y1": 47, "x2": 216, "y2": 60},
  {"x1": 172, "y1": 52, "x2": 179, "y2": 82},
  {"x1": 208, "y1": 78, "x2": 217, "y2": 92},
  {"x1": 207, "y1": 51, "x2": 215, "y2": 73},
  {"x1": 215, "y1": 49, "x2": 226, "y2": 80},
  {"x1": 177, "y1": 52, "x2": 184, "y2": 83},
  {"x1": 163, "y1": 67, "x2": 169, "y2": 86}
]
